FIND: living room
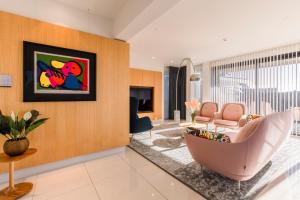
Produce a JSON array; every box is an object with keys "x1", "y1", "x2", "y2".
[{"x1": 0, "y1": 0, "x2": 299, "y2": 200}]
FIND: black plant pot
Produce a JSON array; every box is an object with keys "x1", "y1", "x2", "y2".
[{"x1": 3, "y1": 137, "x2": 30, "y2": 157}]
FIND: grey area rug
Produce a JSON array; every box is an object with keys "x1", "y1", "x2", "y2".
[{"x1": 128, "y1": 123, "x2": 300, "y2": 200}]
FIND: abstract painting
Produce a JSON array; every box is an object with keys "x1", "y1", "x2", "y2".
[{"x1": 23, "y1": 41, "x2": 96, "y2": 102}]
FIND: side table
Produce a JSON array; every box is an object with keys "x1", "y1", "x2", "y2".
[{"x1": 0, "y1": 148, "x2": 37, "y2": 199}]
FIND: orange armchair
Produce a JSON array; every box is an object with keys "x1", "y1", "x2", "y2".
[{"x1": 213, "y1": 103, "x2": 246, "y2": 132}]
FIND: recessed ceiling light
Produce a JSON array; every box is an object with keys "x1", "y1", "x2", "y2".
[
  {"x1": 170, "y1": 60, "x2": 174, "y2": 63},
  {"x1": 222, "y1": 38, "x2": 228, "y2": 42},
  {"x1": 151, "y1": 56, "x2": 156, "y2": 59}
]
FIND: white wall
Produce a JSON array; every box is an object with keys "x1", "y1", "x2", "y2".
[
  {"x1": 202, "y1": 62, "x2": 211, "y2": 102},
  {"x1": 0, "y1": 0, "x2": 113, "y2": 37},
  {"x1": 113, "y1": 0, "x2": 154, "y2": 39}
]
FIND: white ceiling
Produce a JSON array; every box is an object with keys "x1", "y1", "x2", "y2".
[
  {"x1": 129, "y1": 0, "x2": 300, "y2": 68},
  {"x1": 54, "y1": 0, "x2": 128, "y2": 20},
  {"x1": 3, "y1": 0, "x2": 300, "y2": 70}
]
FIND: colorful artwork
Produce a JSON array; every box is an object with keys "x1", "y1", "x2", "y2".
[
  {"x1": 23, "y1": 41, "x2": 96, "y2": 102},
  {"x1": 35, "y1": 52, "x2": 89, "y2": 94}
]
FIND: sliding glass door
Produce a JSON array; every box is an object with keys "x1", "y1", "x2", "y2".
[{"x1": 211, "y1": 47, "x2": 300, "y2": 135}]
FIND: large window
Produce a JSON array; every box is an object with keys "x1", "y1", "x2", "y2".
[{"x1": 211, "y1": 47, "x2": 300, "y2": 135}]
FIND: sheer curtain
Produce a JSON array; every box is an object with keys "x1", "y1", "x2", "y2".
[{"x1": 210, "y1": 44, "x2": 300, "y2": 135}]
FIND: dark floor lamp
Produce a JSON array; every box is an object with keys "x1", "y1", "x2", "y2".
[{"x1": 174, "y1": 58, "x2": 201, "y2": 122}]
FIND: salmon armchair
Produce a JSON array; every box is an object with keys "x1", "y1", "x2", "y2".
[
  {"x1": 195, "y1": 102, "x2": 218, "y2": 127},
  {"x1": 213, "y1": 103, "x2": 247, "y2": 132},
  {"x1": 185, "y1": 111, "x2": 293, "y2": 186}
]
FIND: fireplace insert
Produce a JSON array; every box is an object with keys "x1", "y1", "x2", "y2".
[{"x1": 130, "y1": 86, "x2": 154, "y2": 112}]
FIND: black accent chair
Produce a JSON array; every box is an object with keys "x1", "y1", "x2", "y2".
[{"x1": 130, "y1": 97, "x2": 153, "y2": 141}]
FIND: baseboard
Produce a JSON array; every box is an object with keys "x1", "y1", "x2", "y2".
[{"x1": 0, "y1": 146, "x2": 125, "y2": 184}]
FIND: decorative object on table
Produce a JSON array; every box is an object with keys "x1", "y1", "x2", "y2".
[
  {"x1": 185, "y1": 99, "x2": 200, "y2": 124},
  {"x1": 0, "y1": 148, "x2": 37, "y2": 199},
  {"x1": 174, "y1": 58, "x2": 201, "y2": 122},
  {"x1": 246, "y1": 114, "x2": 261, "y2": 122},
  {"x1": 23, "y1": 41, "x2": 96, "y2": 102},
  {"x1": 186, "y1": 127, "x2": 231, "y2": 143},
  {"x1": 0, "y1": 110, "x2": 48, "y2": 156}
]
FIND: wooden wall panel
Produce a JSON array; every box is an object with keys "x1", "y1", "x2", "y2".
[
  {"x1": 0, "y1": 11, "x2": 129, "y2": 173},
  {"x1": 130, "y1": 69, "x2": 143, "y2": 86},
  {"x1": 130, "y1": 68, "x2": 162, "y2": 120}
]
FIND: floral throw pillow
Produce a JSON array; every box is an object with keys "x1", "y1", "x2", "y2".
[
  {"x1": 186, "y1": 127, "x2": 231, "y2": 143},
  {"x1": 246, "y1": 114, "x2": 261, "y2": 122}
]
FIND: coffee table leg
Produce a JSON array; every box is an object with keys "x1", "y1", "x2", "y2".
[{"x1": 9, "y1": 161, "x2": 14, "y2": 190}]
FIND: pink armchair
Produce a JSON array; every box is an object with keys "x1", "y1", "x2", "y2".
[
  {"x1": 213, "y1": 103, "x2": 246, "y2": 132},
  {"x1": 185, "y1": 111, "x2": 293, "y2": 184},
  {"x1": 195, "y1": 102, "x2": 218, "y2": 127}
]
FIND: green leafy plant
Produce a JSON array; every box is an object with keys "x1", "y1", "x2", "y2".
[{"x1": 0, "y1": 110, "x2": 48, "y2": 140}]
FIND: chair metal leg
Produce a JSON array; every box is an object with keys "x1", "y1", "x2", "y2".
[
  {"x1": 237, "y1": 181, "x2": 241, "y2": 190},
  {"x1": 149, "y1": 130, "x2": 152, "y2": 137},
  {"x1": 130, "y1": 134, "x2": 134, "y2": 142}
]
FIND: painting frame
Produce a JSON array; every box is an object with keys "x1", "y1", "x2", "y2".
[{"x1": 23, "y1": 41, "x2": 96, "y2": 102}]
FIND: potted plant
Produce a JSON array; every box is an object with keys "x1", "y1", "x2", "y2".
[
  {"x1": 185, "y1": 99, "x2": 200, "y2": 124},
  {"x1": 0, "y1": 110, "x2": 48, "y2": 157}
]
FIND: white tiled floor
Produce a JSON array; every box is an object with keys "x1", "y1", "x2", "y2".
[
  {"x1": 1, "y1": 147, "x2": 300, "y2": 200},
  {"x1": 0, "y1": 148, "x2": 204, "y2": 200}
]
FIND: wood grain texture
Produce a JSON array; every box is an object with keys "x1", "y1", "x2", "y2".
[
  {"x1": 0, "y1": 11, "x2": 129, "y2": 173},
  {"x1": 0, "y1": 149, "x2": 37, "y2": 163},
  {"x1": 129, "y1": 68, "x2": 162, "y2": 120}
]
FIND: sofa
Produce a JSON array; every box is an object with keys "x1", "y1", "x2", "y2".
[{"x1": 185, "y1": 111, "x2": 293, "y2": 182}]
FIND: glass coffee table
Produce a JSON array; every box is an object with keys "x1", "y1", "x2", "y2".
[{"x1": 180, "y1": 122, "x2": 239, "y2": 136}]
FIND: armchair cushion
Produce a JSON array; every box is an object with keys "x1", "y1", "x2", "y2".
[
  {"x1": 214, "y1": 119, "x2": 238, "y2": 126},
  {"x1": 222, "y1": 103, "x2": 245, "y2": 121},
  {"x1": 235, "y1": 117, "x2": 264, "y2": 143},
  {"x1": 195, "y1": 116, "x2": 210, "y2": 122},
  {"x1": 238, "y1": 115, "x2": 248, "y2": 127},
  {"x1": 200, "y1": 102, "x2": 218, "y2": 118},
  {"x1": 135, "y1": 116, "x2": 153, "y2": 132}
]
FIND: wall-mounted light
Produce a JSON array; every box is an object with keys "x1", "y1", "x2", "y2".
[{"x1": 0, "y1": 75, "x2": 12, "y2": 87}]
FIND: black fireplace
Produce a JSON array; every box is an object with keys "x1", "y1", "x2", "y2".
[{"x1": 130, "y1": 86, "x2": 154, "y2": 112}]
